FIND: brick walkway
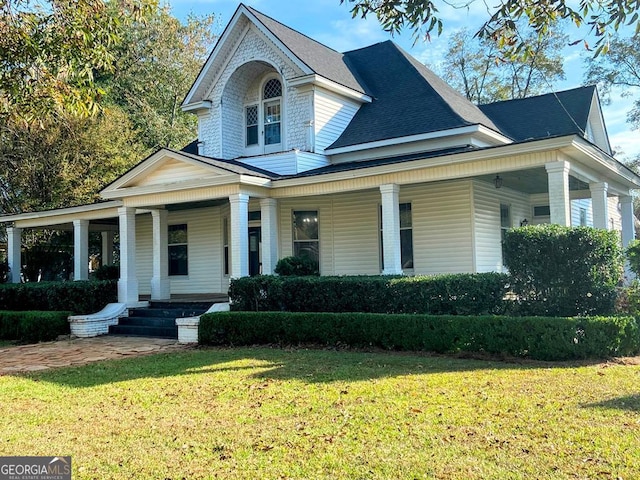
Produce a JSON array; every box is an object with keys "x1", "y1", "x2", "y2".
[{"x1": 0, "y1": 336, "x2": 189, "y2": 375}]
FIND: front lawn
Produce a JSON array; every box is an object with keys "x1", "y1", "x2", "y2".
[{"x1": 1, "y1": 347, "x2": 639, "y2": 479}]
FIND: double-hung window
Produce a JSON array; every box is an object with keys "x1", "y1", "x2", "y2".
[
  {"x1": 245, "y1": 78, "x2": 282, "y2": 152},
  {"x1": 293, "y1": 210, "x2": 319, "y2": 267},
  {"x1": 379, "y1": 203, "x2": 414, "y2": 270},
  {"x1": 168, "y1": 224, "x2": 188, "y2": 276}
]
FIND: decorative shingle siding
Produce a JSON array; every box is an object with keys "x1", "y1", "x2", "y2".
[{"x1": 201, "y1": 26, "x2": 309, "y2": 159}]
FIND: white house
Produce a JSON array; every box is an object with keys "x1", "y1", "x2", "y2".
[{"x1": 2, "y1": 3, "x2": 639, "y2": 307}]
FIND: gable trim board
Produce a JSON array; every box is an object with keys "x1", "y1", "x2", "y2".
[{"x1": 1, "y1": 4, "x2": 638, "y2": 303}]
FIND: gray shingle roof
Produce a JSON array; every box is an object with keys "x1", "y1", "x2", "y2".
[
  {"x1": 327, "y1": 41, "x2": 500, "y2": 150},
  {"x1": 246, "y1": 5, "x2": 369, "y2": 94},
  {"x1": 479, "y1": 86, "x2": 595, "y2": 141}
]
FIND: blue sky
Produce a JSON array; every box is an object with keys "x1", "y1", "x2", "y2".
[{"x1": 167, "y1": 0, "x2": 638, "y2": 159}]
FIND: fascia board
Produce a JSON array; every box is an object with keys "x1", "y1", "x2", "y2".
[
  {"x1": 289, "y1": 74, "x2": 372, "y2": 103},
  {"x1": 275, "y1": 136, "x2": 581, "y2": 189},
  {"x1": 0, "y1": 201, "x2": 123, "y2": 225},
  {"x1": 182, "y1": 5, "x2": 246, "y2": 106},
  {"x1": 326, "y1": 125, "x2": 511, "y2": 156}
]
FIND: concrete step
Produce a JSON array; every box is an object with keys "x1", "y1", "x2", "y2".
[
  {"x1": 109, "y1": 324, "x2": 178, "y2": 339},
  {"x1": 119, "y1": 316, "x2": 177, "y2": 328}
]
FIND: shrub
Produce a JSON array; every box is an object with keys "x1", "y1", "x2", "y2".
[
  {"x1": 229, "y1": 273, "x2": 510, "y2": 315},
  {"x1": 0, "y1": 311, "x2": 71, "y2": 343},
  {"x1": 503, "y1": 225, "x2": 623, "y2": 317},
  {"x1": 200, "y1": 311, "x2": 640, "y2": 361},
  {"x1": 274, "y1": 256, "x2": 319, "y2": 276},
  {"x1": 0, "y1": 280, "x2": 117, "y2": 314},
  {"x1": 626, "y1": 239, "x2": 640, "y2": 278},
  {"x1": 93, "y1": 264, "x2": 119, "y2": 280},
  {"x1": 0, "y1": 262, "x2": 8, "y2": 284}
]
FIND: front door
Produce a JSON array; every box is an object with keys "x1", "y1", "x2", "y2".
[{"x1": 248, "y1": 227, "x2": 261, "y2": 276}]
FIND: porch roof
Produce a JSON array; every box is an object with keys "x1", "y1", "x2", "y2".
[{"x1": 0, "y1": 201, "x2": 122, "y2": 229}]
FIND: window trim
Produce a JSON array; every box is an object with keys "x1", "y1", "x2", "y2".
[
  {"x1": 379, "y1": 202, "x2": 414, "y2": 272},
  {"x1": 243, "y1": 74, "x2": 284, "y2": 154},
  {"x1": 168, "y1": 223, "x2": 188, "y2": 277},
  {"x1": 292, "y1": 209, "x2": 319, "y2": 269}
]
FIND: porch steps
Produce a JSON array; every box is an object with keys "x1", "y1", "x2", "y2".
[{"x1": 109, "y1": 301, "x2": 214, "y2": 339}]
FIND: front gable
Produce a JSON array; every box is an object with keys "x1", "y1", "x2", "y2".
[{"x1": 100, "y1": 150, "x2": 245, "y2": 200}]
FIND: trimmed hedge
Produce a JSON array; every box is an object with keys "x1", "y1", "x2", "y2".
[
  {"x1": 0, "y1": 281, "x2": 117, "y2": 314},
  {"x1": 503, "y1": 225, "x2": 623, "y2": 317},
  {"x1": 200, "y1": 311, "x2": 640, "y2": 361},
  {"x1": 229, "y1": 273, "x2": 509, "y2": 315},
  {"x1": 0, "y1": 311, "x2": 71, "y2": 343}
]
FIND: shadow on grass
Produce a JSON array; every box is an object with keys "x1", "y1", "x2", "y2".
[
  {"x1": 22, "y1": 345, "x2": 607, "y2": 389},
  {"x1": 583, "y1": 394, "x2": 640, "y2": 412}
]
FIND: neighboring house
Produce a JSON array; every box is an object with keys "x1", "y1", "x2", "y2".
[{"x1": 2, "y1": 4, "x2": 639, "y2": 306}]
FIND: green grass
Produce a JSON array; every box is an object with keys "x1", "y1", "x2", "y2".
[{"x1": 1, "y1": 347, "x2": 639, "y2": 479}]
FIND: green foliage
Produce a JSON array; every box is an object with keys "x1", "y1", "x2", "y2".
[
  {"x1": 93, "y1": 264, "x2": 120, "y2": 281},
  {"x1": 274, "y1": 256, "x2": 319, "y2": 276},
  {"x1": 0, "y1": 6, "x2": 216, "y2": 215},
  {"x1": 0, "y1": 0, "x2": 158, "y2": 123},
  {"x1": 585, "y1": 35, "x2": 640, "y2": 131},
  {"x1": 200, "y1": 311, "x2": 640, "y2": 361},
  {"x1": 626, "y1": 239, "x2": 640, "y2": 277},
  {"x1": 229, "y1": 273, "x2": 509, "y2": 315},
  {"x1": 342, "y1": 0, "x2": 638, "y2": 57},
  {"x1": 441, "y1": 27, "x2": 566, "y2": 104},
  {"x1": 0, "y1": 281, "x2": 117, "y2": 315},
  {"x1": 0, "y1": 311, "x2": 71, "y2": 343},
  {"x1": 503, "y1": 225, "x2": 623, "y2": 317}
]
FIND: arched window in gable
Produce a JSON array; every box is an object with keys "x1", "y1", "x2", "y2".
[{"x1": 245, "y1": 76, "x2": 283, "y2": 153}]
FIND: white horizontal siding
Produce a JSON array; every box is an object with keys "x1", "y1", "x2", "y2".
[
  {"x1": 403, "y1": 182, "x2": 474, "y2": 274},
  {"x1": 571, "y1": 198, "x2": 593, "y2": 227},
  {"x1": 296, "y1": 152, "x2": 330, "y2": 172},
  {"x1": 314, "y1": 89, "x2": 360, "y2": 153},
  {"x1": 242, "y1": 151, "x2": 298, "y2": 175},
  {"x1": 608, "y1": 196, "x2": 622, "y2": 232},
  {"x1": 134, "y1": 159, "x2": 215, "y2": 187},
  {"x1": 134, "y1": 207, "x2": 224, "y2": 295},
  {"x1": 331, "y1": 190, "x2": 381, "y2": 275},
  {"x1": 472, "y1": 180, "x2": 530, "y2": 273}
]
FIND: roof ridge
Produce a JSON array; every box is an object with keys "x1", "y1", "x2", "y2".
[
  {"x1": 245, "y1": 5, "x2": 344, "y2": 56},
  {"x1": 389, "y1": 42, "x2": 500, "y2": 132},
  {"x1": 479, "y1": 85, "x2": 596, "y2": 107}
]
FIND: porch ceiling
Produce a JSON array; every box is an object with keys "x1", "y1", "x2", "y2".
[{"x1": 477, "y1": 168, "x2": 588, "y2": 194}]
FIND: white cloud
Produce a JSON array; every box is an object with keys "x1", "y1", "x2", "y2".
[{"x1": 314, "y1": 18, "x2": 389, "y2": 53}]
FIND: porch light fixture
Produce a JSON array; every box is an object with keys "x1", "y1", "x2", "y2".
[
  {"x1": 494, "y1": 175, "x2": 503, "y2": 189},
  {"x1": 520, "y1": 219, "x2": 529, "y2": 227}
]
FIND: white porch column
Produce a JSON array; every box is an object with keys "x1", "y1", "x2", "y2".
[
  {"x1": 151, "y1": 209, "x2": 170, "y2": 300},
  {"x1": 380, "y1": 184, "x2": 402, "y2": 275},
  {"x1": 589, "y1": 182, "x2": 609, "y2": 229},
  {"x1": 260, "y1": 198, "x2": 279, "y2": 275},
  {"x1": 229, "y1": 193, "x2": 249, "y2": 278},
  {"x1": 73, "y1": 219, "x2": 90, "y2": 281},
  {"x1": 7, "y1": 226, "x2": 22, "y2": 284},
  {"x1": 545, "y1": 161, "x2": 571, "y2": 227},
  {"x1": 621, "y1": 195, "x2": 636, "y2": 248},
  {"x1": 118, "y1": 207, "x2": 139, "y2": 305},
  {"x1": 101, "y1": 231, "x2": 114, "y2": 266}
]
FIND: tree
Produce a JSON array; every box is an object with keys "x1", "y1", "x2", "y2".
[
  {"x1": 585, "y1": 35, "x2": 640, "y2": 129},
  {"x1": 341, "y1": 0, "x2": 640, "y2": 56},
  {"x1": 0, "y1": 0, "x2": 157, "y2": 124},
  {"x1": 440, "y1": 26, "x2": 566, "y2": 104},
  {"x1": 103, "y1": 8, "x2": 217, "y2": 151},
  {"x1": 0, "y1": 6, "x2": 217, "y2": 217}
]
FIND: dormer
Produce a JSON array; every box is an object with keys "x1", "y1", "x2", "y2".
[{"x1": 181, "y1": 4, "x2": 371, "y2": 173}]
